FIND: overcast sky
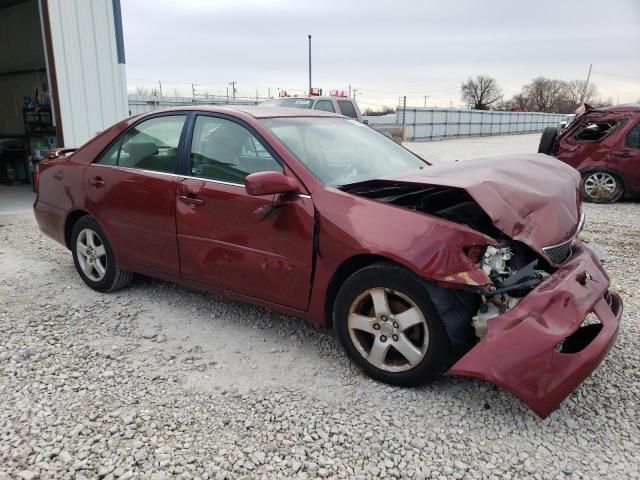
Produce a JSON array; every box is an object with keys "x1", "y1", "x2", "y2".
[{"x1": 121, "y1": 0, "x2": 640, "y2": 109}]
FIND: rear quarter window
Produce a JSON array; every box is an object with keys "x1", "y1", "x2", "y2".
[{"x1": 337, "y1": 100, "x2": 358, "y2": 119}]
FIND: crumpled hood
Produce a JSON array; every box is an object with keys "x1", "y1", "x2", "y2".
[{"x1": 388, "y1": 153, "x2": 582, "y2": 252}]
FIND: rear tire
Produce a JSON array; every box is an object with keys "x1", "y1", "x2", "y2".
[
  {"x1": 538, "y1": 126, "x2": 558, "y2": 154},
  {"x1": 71, "y1": 216, "x2": 133, "y2": 292},
  {"x1": 581, "y1": 171, "x2": 624, "y2": 204},
  {"x1": 333, "y1": 263, "x2": 451, "y2": 387}
]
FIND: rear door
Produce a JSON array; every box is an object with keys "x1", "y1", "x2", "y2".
[
  {"x1": 175, "y1": 114, "x2": 315, "y2": 310},
  {"x1": 84, "y1": 114, "x2": 187, "y2": 275}
]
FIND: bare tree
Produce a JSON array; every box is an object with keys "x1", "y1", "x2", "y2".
[
  {"x1": 511, "y1": 93, "x2": 532, "y2": 111},
  {"x1": 522, "y1": 77, "x2": 569, "y2": 112},
  {"x1": 565, "y1": 79, "x2": 598, "y2": 106},
  {"x1": 132, "y1": 86, "x2": 150, "y2": 96},
  {"x1": 461, "y1": 75, "x2": 503, "y2": 110},
  {"x1": 363, "y1": 106, "x2": 396, "y2": 116}
]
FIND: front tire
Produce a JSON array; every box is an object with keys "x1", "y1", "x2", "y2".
[
  {"x1": 581, "y1": 171, "x2": 624, "y2": 204},
  {"x1": 333, "y1": 263, "x2": 451, "y2": 386},
  {"x1": 71, "y1": 216, "x2": 133, "y2": 292}
]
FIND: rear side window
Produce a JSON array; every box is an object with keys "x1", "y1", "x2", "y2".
[
  {"x1": 573, "y1": 119, "x2": 622, "y2": 142},
  {"x1": 626, "y1": 123, "x2": 640, "y2": 149},
  {"x1": 314, "y1": 100, "x2": 335, "y2": 113},
  {"x1": 337, "y1": 100, "x2": 358, "y2": 119},
  {"x1": 95, "y1": 115, "x2": 186, "y2": 173}
]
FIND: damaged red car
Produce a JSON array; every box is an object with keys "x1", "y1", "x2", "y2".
[
  {"x1": 539, "y1": 103, "x2": 640, "y2": 203},
  {"x1": 34, "y1": 107, "x2": 622, "y2": 418}
]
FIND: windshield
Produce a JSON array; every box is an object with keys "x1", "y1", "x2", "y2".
[
  {"x1": 260, "y1": 98, "x2": 314, "y2": 109},
  {"x1": 261, "y1": 117, "x2": 426, "y2": 186}
]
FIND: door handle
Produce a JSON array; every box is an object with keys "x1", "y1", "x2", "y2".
[
  {"x1": 612, "y1": 151, "x2": 631, "y2": 158},
  {"x1": 178, "y1": 194, "x2": 205, "y2": 206},
  {"x1": 88, "y1": 176, "x2": 105, "y2": 187}
]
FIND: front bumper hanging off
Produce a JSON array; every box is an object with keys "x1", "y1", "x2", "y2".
[{"x1": 447, "y1": 242, "x2": 623, "y2": 418}]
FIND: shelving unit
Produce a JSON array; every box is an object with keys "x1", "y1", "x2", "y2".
[{"x1": 22, "y1": 107, "x2": 57, "y2": 189}]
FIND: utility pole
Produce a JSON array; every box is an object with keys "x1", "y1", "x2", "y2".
[
  {"x1": 348, "y1": 84, "x2": 351, "y2": 98},
  {"x1": 423, "y1": 95, "x2": 429, "y2": 108},
  {"x1": 308, "y1": 35, "x2": 312, "y2": 95},
  {"x1": 191, "y1": 84, "x2": 195, "y2": 103},
  {"x1": 582, "y1": 64, "x2": 593, "y2": 104},
  {"x1": 229, "y1": 81, "x2": 237, "y2": 100},
  {"x1": 401, "y1": 95, "x2": 407, "y2": 141},
  {"x1": 256, "y1": 89, "x2": 259, "y2": 103},
  {"x1": 159, "y1": 80, "x2": 163, "y2": 99},
  {"x1": 226, "y1": 87, "x2": 229, "y2": 103},
  {"x1": 352, "y1": 88, "x2": 357, "y2": 101},
  {"x1": 268, "y1": 88, "x2": 271, "y2": 99}
]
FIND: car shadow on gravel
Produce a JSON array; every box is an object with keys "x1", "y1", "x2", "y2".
[{"x1": 109, "y1": 275, "x2": 546, "y2": 417}]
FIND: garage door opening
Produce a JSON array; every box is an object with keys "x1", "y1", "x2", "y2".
[
  {"x1": 0, "y1": 0, "x2": 56, "y2": 187},
  {"x1": 0, "y1": 0, "x2": 128, "y2": 188}
]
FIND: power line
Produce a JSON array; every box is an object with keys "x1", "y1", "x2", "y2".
[{"x1": 592, "y1": 71, "x2": 640, "y2": 80}]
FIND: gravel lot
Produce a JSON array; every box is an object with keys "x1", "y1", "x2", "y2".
[{"x1": 1, "y1": 133, "x2": 639, "y2": 479}]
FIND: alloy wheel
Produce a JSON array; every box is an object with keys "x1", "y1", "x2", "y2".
[
  {"x1": 347, "y1": 287, "x2": 429, "y2": 372},
  {"x1": 584, "y1": 172, "x2": 618, "y2": 201},
  {"x1": 76, "y1": 228, "x2": 108, "y2": 282}
]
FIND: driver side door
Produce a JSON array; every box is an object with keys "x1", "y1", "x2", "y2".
[{"x1": 175, "y1": 114, "x2": 315, "y2": 310}]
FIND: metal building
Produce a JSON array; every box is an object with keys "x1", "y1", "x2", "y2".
[{"x1": 0, "y1": 0, "x2": 127, "y2": 184}]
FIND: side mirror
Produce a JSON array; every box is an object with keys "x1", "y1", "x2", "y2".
[{"x1": 244, "y1": 171, "x2": 300, "y2": 196}]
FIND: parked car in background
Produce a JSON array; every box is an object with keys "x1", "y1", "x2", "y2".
[
  {"x1": 539, "y1": 104, "x2": 640, "y2": 203},
  {"x1": 260, "y1": 96, "x2": 404, "y2": 144},
  {"x1": 34, "y1": 106, "x2": 622, "y2": 418},
  {"x1": 261, "y1": 96, "x2": 362, "y2": 120},
  {"x1": 558, "y1": 113, "x2": 576, "y2": 131}
]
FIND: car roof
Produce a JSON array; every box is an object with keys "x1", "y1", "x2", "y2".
[
  {"x1": 137, "y1": 105, "x2": 344, "y2": 119},
  {"x1": 591, "y1": 103, "x2": 640, "y2": 114},
  {"x1": 265, "y1": 96, "x2": 353, "y2": 102}
]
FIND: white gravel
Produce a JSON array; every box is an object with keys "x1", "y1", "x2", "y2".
[{"x1": 1, "y1": 133, "x2": 639, "y2": 479}]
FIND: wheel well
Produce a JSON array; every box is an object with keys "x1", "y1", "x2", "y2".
[
  {"x1": 324, "y1": 254, "x2": 402, "y2": 328},
  {"x1": 580, "y1": 168, "x2": 629, "y2": 193},
  {"x1": 64, "y1": 210, "x2": 90, "y2": 249}
]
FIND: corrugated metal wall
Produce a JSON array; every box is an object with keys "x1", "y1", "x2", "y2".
[
  {"x1": 396, "y1": 107, "x2": 565, "y2": 141},
  {"x1": 45, "y1": 0, "x2": 128, "y2": 147}
]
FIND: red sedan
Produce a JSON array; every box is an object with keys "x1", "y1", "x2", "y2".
[{"x1": 34, "y1": 107, "x2": 622, "y2": 417}]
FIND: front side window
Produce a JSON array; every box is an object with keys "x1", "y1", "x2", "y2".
[
  {"x1": 95, "y1": 115, "x2": 186, "y2": 173},
  {"x1": 262, "y1": 117, "x2": 425, "y2": 187},
  {"x1": 337, "y1": 100, "x2": 358, "y2": 118},
  {"x1": 314, "y1": 100, "x2": 335, "y2": 113},
  {"x1": 572, "y1": 119, "x2": 623, "y2": 142},
  {"x1": 190, "y1": 116, "x2": 282, "y2": 183},
  {"x1": 626, "y1": 122, "x2": 640, "y2": 149}
]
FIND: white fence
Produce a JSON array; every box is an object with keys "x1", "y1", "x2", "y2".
[
  {"x1": 127, "y1": 97, "x2": 566, "y2": 143},
  {"x1": 127, "y1": 95, "x2": 257, "y2": 115},
  {"x1": 396, "y1": 107, "x2": 565, "y2": 141}
]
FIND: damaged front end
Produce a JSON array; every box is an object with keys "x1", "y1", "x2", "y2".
[{"x1": 343, "y1": 169, "x2": 622, "y2": 417}]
